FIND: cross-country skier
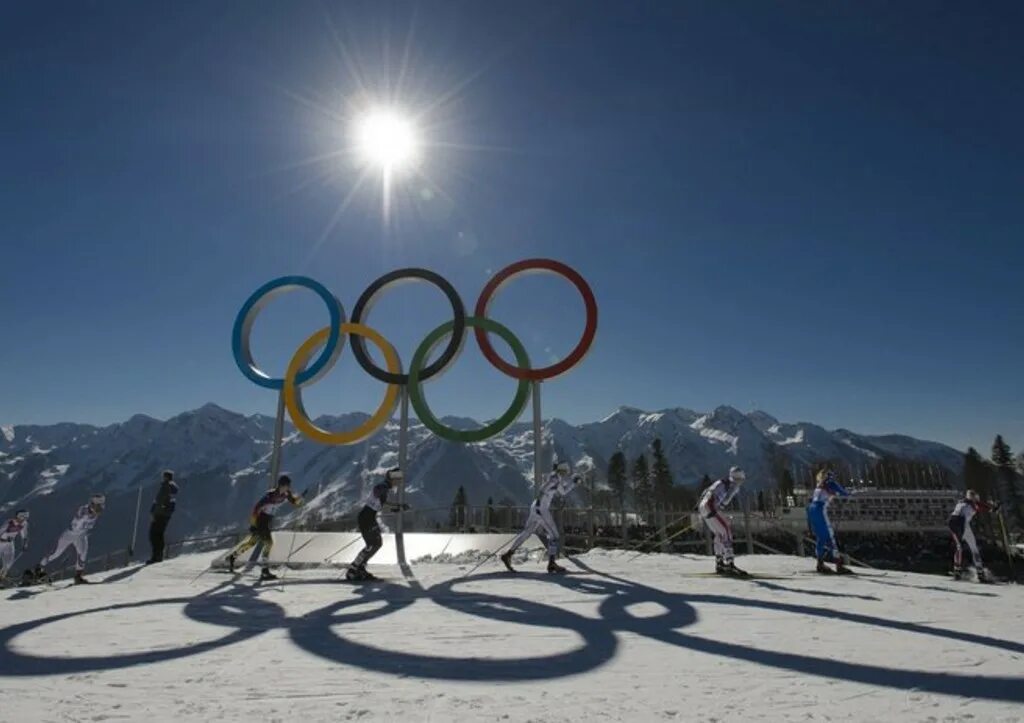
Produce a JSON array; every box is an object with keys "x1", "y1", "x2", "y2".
[
  {"x1": 0, "y1": 510, "x2": 30, "y2": 583},
  {"x1": 226, "y1": 474, "x2": 303, "y2": 581},
  {"x1": 500, "y1": 461, "x2": 581, "y2": 574},
  {"x1": 346, "y1": 467, "x2": 404, "y2": 581},
  {"x1": 147, "y1": 469, "x2": 179, "y2": 564},
  {"x1": 35, "y1": 494, "x2": 105, "y2": 584},
  {"x1": 698, "y1": 466, "x2": 747, "y2": 576},
  {"x1": 948, "y1": 489, "x2": 997, "y2": 582},
  {"x1": 806, "y1": 469, "x2": 852, "y2": 574}
]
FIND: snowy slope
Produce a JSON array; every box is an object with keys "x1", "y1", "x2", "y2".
[
  {"x1": 0, "y1": 404, "x2": 966, "y2": 562},
  {"x1": 0, "y1": 550, "x2": 1020, "y2": 722}
]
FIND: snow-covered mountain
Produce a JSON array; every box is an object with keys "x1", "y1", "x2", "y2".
[{"x1": 0, "y1": 403, "x2": 965, "y2": 558}]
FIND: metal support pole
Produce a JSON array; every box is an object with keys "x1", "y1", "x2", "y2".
[
  {"x1": 129, "y1": 485, "x2": 143, "y2": 559},
  {"x1": 532, "y1": 381, "x2": 543, "y2": 494},
  {"x1": 743, "y1": 491, "x2": 754, "y2": 555},
  {"x1": 587, "y1": 474, "x2": 596, "y2": 550},
  {"x1": 270, "y1": 389, "x2": 286, "y2": 484},
  {"x1": 396, "y1": 386, "x2": 410, "y2": 567}
]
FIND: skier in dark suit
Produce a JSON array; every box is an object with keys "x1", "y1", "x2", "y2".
[{"x1": 147, "y1": 470, "x2": 179, "y2": 564}]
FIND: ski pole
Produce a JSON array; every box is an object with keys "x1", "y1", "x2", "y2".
[
  {"x1": 460, "y1": 535, "x2": 518, "y2": 579},
  {"x1": 323, "y1": 535, "x2": 363, "y2": 565},
  {"x1": 997, "y1": 510, "x2": 1016, "y2": 582},
  {"x1": 273, "y1": 531, "x2": 300, "y2": 589},
  {"x1": 627, "y1": 521, "x2": 696, "y2": 563},
  {"x1": 626, "y1": 511, "x2": 695, "y2": 553}
]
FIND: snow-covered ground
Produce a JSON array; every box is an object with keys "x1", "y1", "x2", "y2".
[{"x1": 1, "y1": 550, "x2": 1021, "y2": 722}]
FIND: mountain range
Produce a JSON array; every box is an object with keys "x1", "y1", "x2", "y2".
[{"x1": 0, "y1": 403, "x2": 965, "y2": 561}]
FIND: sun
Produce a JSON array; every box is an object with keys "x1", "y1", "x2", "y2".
[{"x1": 353, "y1": 108, "x2": 419, "y2": 172}]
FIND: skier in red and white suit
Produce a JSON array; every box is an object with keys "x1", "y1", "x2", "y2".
[
  {"x1": 948, "y1": 490, "x2": 996, "y2": 582},
  {"x1": 698, "y1": 466, "x2": 747, "y2": 576}
]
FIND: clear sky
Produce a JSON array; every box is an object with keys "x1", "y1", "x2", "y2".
[{"x1": 2, "y1": 1, "x2": 1022, "y2": 455}]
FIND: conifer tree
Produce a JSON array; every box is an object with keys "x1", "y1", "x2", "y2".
[
  {"x1": 608, "y1": 452, "x2": 628, "y2": 511},
  {"x1": 448, "y1": 485, "x2": 468, "y2": 529},
  {"x1": 991, "y1": 436, "x2": 1021, "y2": 528},
  {"x1": 631, "y1": 454, "x2": 652, "y2": 514},
  {"x1": 650, "y1": 438, "x2": 674, "y2": 507}
]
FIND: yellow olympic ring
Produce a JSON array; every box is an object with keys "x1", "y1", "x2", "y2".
[{"x1": 283, "y1": 323, "x2": 401, "y2": 445}]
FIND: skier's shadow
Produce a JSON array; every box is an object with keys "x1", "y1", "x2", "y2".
[
  {"x1": 101, "y1": 564, "x2": 147, "y2": 584},
  {"x1": 750, "y1": 579, "x2": 880, "y2": 601},
  {"x1": 857, "y1": 576, "x2": 999, "y2": 598}
]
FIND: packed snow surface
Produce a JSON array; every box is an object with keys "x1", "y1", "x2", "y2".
[{"x1": 1, "y1": 550, "x2": 1021, "y2": 722}]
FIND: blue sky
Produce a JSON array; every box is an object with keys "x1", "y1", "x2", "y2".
[{"x1": 2, "y1": 1, "x2": 1022, "y2": 454}]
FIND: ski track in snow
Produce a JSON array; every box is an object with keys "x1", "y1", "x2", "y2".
[{"x1": 0, "y1": 551, "x2": 1021, "y2": 722}]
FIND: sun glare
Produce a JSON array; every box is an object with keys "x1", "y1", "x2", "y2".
[{"x1": 354, "y1": 109, "x2": 419, "y2": 171}]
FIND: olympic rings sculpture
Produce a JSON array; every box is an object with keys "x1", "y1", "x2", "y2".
[{"x1": 231, "y1": 258, "x2": 598, "y2": 445}]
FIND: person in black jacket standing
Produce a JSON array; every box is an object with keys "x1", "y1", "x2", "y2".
[{"x1": 147, "y1": 470, "x2": 178, "y2": 564}]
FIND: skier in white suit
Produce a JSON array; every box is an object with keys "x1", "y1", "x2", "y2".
[
  {"x1": 501, "y1": 461, "x2": 581, "y2": 574},
  {"x1": 0, "y1": 510, "x2": 30, "y2": 582},
  {"x1": 35, "y1": 494, "x2": 105, "y2": 584}
]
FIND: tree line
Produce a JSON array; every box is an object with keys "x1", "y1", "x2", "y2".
[{"x1": 443, "y1": 434, "x2": 1024, "y2": 533}]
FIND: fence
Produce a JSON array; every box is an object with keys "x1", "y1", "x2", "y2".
[{"x1": 22, "y1": 496, "x2": 1022, "y2": 583}]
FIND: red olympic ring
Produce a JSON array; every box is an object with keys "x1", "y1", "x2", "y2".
[{"x1": 474, "y1": 258, "x2": 598, "y2": 381}]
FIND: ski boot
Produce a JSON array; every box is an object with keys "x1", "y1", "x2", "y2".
[
  {"x1": 226, "y1": 553, "x2": 237, "y2": 573},
  {"x1": 345, "y1": 565, "x2": 368, "y2": 581},
  {"x1": 500, "y1": 551, "x2": 516, "y2": 573},
  {"x1": 258, "y1": 567, "x2": 278, "y2": 581},
  {"x1": 723, "y1": 561, "x2": 748, "y2": 578},
  {"x1": 715, "y1": 557, "x2": 728, "y2": 575},
  {"x1": 74, "y1": 571, "x2": 90, "y2": 585},
  {"x1": 834, "y1": 561, "x2": 854, "y2": 575},
  {"x1": 951, "y1": 567, "x2": 963, "y2": 581},
  {"x1": 547, "y1": 556, "x2": 567, "y2": 574},
  {"x1": 976, "y1": 568, "x2": 992, "y2": 584},
  {"x1": 816, "y1": 558, "x2": 835, "y2": 575}
]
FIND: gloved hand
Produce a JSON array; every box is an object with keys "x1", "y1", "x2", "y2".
[
  {"x1": 249, "y1": 525, "x2": 259, "y2": 534},
  {"x1": 572, "y1": 475, "x2": 582, "y2": 485}
]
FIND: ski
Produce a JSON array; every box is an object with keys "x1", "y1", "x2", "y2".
[
  {"x1": 338, "y1": 577, "x2": 394, "y2": 584},
  {"x1": 797, "y1": 569, "x2": 887, "y2": 578},
  {"x1": 674, "y1": 572, "x2": 792, "y2": 580}
]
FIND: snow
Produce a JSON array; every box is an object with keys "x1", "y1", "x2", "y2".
[
  {"x1": 839, "y1": 437, "x2": 883, "y2": 459},
  {"x1": 2, "y1": 550, "x2": 1021, "y2": 721},
  {"x1": 29, "y1": 464, "x2": 72, "y2": 496},
  {"x1": 0, "y1": 425, "x2": 13, "y2": 443},
  {"x1": 40, "y1": 464, "x2": 69, "y2": 479},
  {"x1": 778, "y1": 428, "x2": 805, "y2": 445},
  {"x1": 691, "y1": 415, "x2": 740, "y2": 453}
]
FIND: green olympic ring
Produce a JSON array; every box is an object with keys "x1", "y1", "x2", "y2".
[{"x1": 407, "y1": 316, "x2": 531, "y2": 443}]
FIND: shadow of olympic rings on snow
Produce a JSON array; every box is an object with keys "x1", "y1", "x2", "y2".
[{"x1": 0, "y1": 565, "x2": 1022, "y2": 703}]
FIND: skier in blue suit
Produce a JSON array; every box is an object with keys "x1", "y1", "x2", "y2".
[{"x1": 806, "y1": 469, "x2": 852, "y2": 574}]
